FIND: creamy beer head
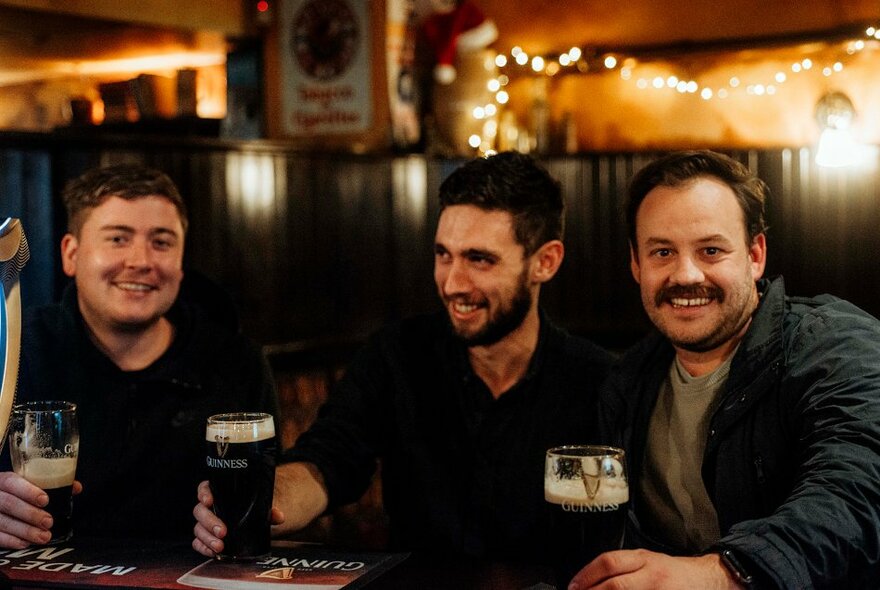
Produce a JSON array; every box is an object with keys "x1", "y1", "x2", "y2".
[
  {"x1": 18, "y1": 457, "x2": 77, "y2": 490},
  {"x1": 544, "y1": 472, "x2": 629, "y2": 507},
  {"x1": 206, "y1": 413, "x2": 275, "y2": 443}
]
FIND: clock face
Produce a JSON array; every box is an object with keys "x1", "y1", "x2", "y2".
[{"x1": 291, "y1": 0, "x2": 360, "y2": 81}]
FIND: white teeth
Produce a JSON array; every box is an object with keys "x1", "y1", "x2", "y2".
[
  {"x1": 116, "y1": 282, "x2": 152, "y2": 292},
  {"x1": 453, "y1": 303, "x2": 478, "y2": 313},
  {"x1": 670, "y1": 297, "x2": 711, "y2": 307}
]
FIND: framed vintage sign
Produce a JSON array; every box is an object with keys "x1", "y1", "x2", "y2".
[{"x1": 279, "y1": 0, "x2": 373, "y2": 137}]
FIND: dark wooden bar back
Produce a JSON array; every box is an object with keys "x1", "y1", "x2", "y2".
[{"x1": 3, "y1": 132, "x2": 880, "y2": 549}]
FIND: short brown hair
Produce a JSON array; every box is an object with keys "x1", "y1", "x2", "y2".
[
  {"x1": 626, "y1": 150, "x2": 768, "y2": 249},
  {"x1": 63, "y1": 164, "x2": 188, "y2": 235}
]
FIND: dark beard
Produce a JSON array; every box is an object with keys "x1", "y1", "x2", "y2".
[{"x1": 454, "y1": 279, "x2": 533, "y2": 347}]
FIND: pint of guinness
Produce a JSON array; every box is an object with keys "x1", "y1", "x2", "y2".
[
  {"x1": 205, "y1": 412, "x2": 277, "y2": 561},
  {"x1": 545, "y1": 445, "x2": 629, "y2": 588},
  {"x1": 9, "y1": 401, "x2": 79, "y2": 545}
]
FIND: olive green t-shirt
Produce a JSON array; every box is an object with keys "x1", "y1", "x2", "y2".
[{"x1": 637, "y1": 352, "x2": 735, "y2": 552}]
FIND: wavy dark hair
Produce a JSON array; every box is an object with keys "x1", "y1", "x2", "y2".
[{"x1": 438, "y1": 151, "x2": 563, "y2": 256}]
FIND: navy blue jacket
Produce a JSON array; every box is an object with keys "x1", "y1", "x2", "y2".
[{"x1": 601, "y1": 276, "x2": 880, "y2": 588}]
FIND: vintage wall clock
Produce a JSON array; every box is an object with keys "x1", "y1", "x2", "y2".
[{"x1": 291, "y1": 0, "x2": 361, "y2": 81}]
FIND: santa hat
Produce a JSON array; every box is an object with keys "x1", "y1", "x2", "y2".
[{"x1": 422, "y1": 1, "x2": 498, "y2": 84}]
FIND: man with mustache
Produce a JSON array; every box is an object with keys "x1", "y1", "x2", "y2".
[
  {"x1": 193, "y1": 151, "x2": 614, "y2": 561},
  {"x1": 569, "y1": 151, "x2": 880, "y2": 589},
  {"x1": 0, "y1": 164, "x2": 277, "y2": 546}
]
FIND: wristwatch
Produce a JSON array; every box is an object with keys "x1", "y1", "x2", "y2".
[{"x1": 719, "y1": 549, "x2": 754, "y2": 587}]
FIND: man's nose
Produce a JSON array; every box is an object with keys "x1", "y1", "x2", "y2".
[
  {"x1": 440, "y1": 259, "x2": 472, "y2": 295},
  {"x1": 125, "y1": 239, "x2": 152, "y2": 268},
  {"x1": 670, "y1": 254, "x2": 704, "y2": 284}
]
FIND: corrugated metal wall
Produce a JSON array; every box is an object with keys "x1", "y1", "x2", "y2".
[{"x1": 2, "y1": 134, "x2": 878, "y2": 349}]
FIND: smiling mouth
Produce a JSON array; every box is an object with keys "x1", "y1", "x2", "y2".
[
  {"x1": 452, "y1": 302, "x2": 481, "y2": 314},
  {"x1": 115, "y1": 282, "x2": 155, "y2": 292},
  {"x1": 669, "y1": 297, "x2": 712, "y2": 308}
]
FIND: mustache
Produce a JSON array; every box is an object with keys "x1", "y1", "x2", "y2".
[{"x1": 654, "y1": 284, "x2": 724, "y2": 307}]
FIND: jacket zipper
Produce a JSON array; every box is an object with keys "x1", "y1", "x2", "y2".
[{"x1": 754, "y1": 454, "x2": 766, "y2": 484}]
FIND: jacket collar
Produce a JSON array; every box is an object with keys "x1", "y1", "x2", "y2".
[{"x1": 725, "y1": 276, "x2": 786, "y2": 394}]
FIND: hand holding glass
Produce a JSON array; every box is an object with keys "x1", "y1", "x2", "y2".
[
  {"x1": 9, "y1": 401, "x2": 79, "y2": 545},
  {"x1": 545, "y1": 445, "x2": 629, "y2": 588}
]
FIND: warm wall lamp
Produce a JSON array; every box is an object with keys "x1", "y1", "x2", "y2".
[{"x1": 814, "y1": 91, "x2": 864, "y2": 167}]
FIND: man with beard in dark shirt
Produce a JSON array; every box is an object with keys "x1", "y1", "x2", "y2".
[{"x1": 193, "y1": 151, "x2": 614, "y2": 562}]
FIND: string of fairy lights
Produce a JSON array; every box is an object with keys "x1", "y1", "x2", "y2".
[{"x1": 467, "y1": 24, "x2": 880, "y2": 152}]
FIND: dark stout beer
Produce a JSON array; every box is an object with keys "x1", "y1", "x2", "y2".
[
  {"x1": 205, "y1": 413, "x2": 277, "y2": 561},
  {"x1": 21, "y1": 457, "x2": 76, "y2": 543},
  {"x1": 545, "y1": 446, "x2": 629, "y2": 588}
]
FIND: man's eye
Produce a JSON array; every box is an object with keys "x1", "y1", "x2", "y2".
[
  {"x1": 468, "y1": 254, "x2": 494, "y2": 265},
  {"x1": 653, "y1": 249, "x2": 671, "y2": 258},
  {"x1": 704, "y1": 247, "x2": 721, "y2": 256},
  {"x1": 108, "y1": 235, "x2": 127, "y2": 244}
]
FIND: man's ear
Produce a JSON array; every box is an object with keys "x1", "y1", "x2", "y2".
[
  {"x1": 629, "y1": 243, "x2": 641, "y2": 284},
  {"x1": 60, "y1": 233, "x2": 79, "y2": 278},
  {"x1": 749, "y1": 233, "x2": 767, "y2": 280},
  {"x1": 531, "y1": 240, "x2": 564, "y2": 284}
]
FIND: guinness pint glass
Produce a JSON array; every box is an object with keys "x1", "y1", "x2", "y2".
[
  {"x1": 545, "y1": 445, "x2": 629, "y2": 588},
  {"x1": 9, "y1": 401, "x2": 79, "y2": 545},
  {"x1": 205, "y1": 412, "x2": 277, "y2": 561}
]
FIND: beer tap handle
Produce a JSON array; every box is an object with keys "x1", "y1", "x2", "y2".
[{"x1": 0, "y1": 218, "x2": 30, "y2": 452}]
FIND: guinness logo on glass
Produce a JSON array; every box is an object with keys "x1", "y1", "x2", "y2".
[{"x1": 215, "y1": 435, "x2": 230, "y2": 458}]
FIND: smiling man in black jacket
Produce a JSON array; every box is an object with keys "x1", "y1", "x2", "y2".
[
  {"x1": 570, "y1": 150, "x2": 880, "y2": 589},
  {"x1": 0, "y1": 165, "x2": 276, "y2": 546}
]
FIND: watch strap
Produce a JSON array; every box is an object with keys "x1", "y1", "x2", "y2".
[{"x1": 719, "y1": 549, "x2": 754, "y2": 587}]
